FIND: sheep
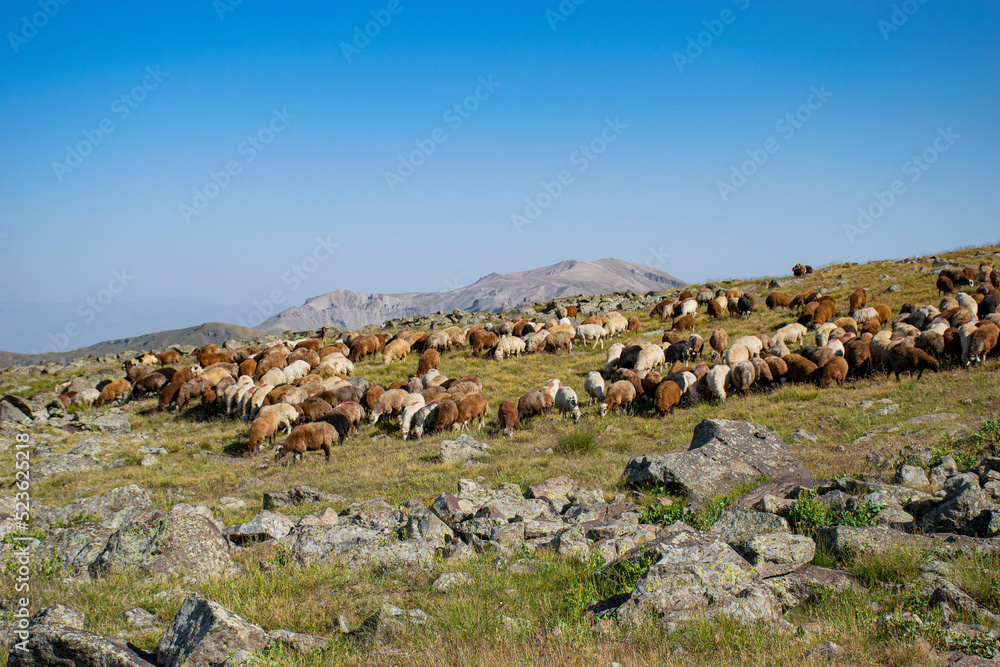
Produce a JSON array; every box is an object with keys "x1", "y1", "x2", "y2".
[
  {"x1": 417, "y1": 349, "x2": 439, "y2": 376},
  {"x1": 288, "y1": 348, "x2": 320, "y2": 369},
  {"x1": 817, "y1": 357, "x2": 849, "y2": 388},
  {"x1": 783, "y1": 354, "x2": 819, "y2": 383},
  {"x1": 605, "y1": 316, "x2": 628, "y2": 338},
  {"x1": 96, "y1": 378, "x2": 131, "y2": 407},
  {"x1": 723, "y1": 344, "x2": 750, "y2": 366},
  {"x1": 677, "y1": 299, "x2": 698, "y2": 318},
  {"x1": 545, "y1": 330, "x2": 574, "y2": 354},
  {"x1": 635, "y1": 345, "x2": 666, "y2": 372},
  {"x1": 966, "y1": 325, "x2": 999, "y2": 366},
  {"x1": 826, "y1": 338, "x2": 845, "y2": 358},
  {"x1": 730, "y1": 361, "x2": 755, "y2": 395},
  {"x1": 521, "y1": 330, "x2": 548, "y2": 354},
  {"x1": 274, "y1": 422, "x2": 340, "y2": 463},
  {"x1": 885, "y1": 346, "x2": 939, "y2": 381},
  {"x1": 444, "y1": 380, "x2": 479, "y2": 402},
  {"x1": 126, "y1": 364, "x2": 154, "y2": 382},
  {"x1": 69, "y1": 388, "x2": 101, "y2": 408},
  {"x1": 939, "y1": 266, "x2": 972, "y2": 287},
  {"x1": 764, "y1": 357, "x2": 788, "y2": 382},
  {"x1": 814, "y1": 323, "x2": 837, "y2": 347},
  {"x1": 627, "y1": 316, "x2": 640, "y2": 332},
  {"x1": 768, "y1": 341, "x2": 790, "y2": 358},
  {"x1": 664, "y1": 341, "x2": 691, "y2": 366},
  {"x1": 248, "y1": 412, "x2": 291, "y2": 455},
  {"x1": 281, "y1": 359, "x2": 312, "y2": 385},
  {"x1": 540, "y1": 378, "x2": 563, "y2": 407},
  {"x1": 956, "y1": 292, "x2": 979, "y2": 314},
  {"x1": 132, "y1": 372, "x2": 168, "y2": 397},
  {"x1": 175, "y1": 377, "x2": 211, "y2": 412},
  {"x1": 469, "y1": 330, "x2": 500, "y2": 356},
  {"x1": 604, "y1": 343, "x2": 625, "y2": 375},
  {"x1": 849, "y1": 288, "x2": 868, "y2": 312},
  {"x1": 382, "y1": 339, "x2": 411, "y2": 364},
  {"x1": 709, "y1": 329, "x2": 728, "y2": 359},
  {"x1": 749, "y1": 357, "x2": 773, "y2": 386},
  {"x1": 650, "y1": 299, "x2": 674, "y2": 318},
  {"x1": 792, "y1": 263, "x2": 812, "y2": 277},
  {"x1": 430, "y1": 399, "x2": 460, "y2": 432},
  {"x1": 773, "y1": 323, "x2": 807, "y2": 347},
  {"x1": 766, "y1": 292, "x2": 792, "y2": 309},
  {"x1": 705, "y1": 365, "x2": 730, "y2": 402},
  {"x1": 318, "y1": 353, "x2": 354, "y2": 378},
  {"x1": 495, "y1": 400, "x2": 518, "y2": 436},
  {"x1": 257, "y1": 403, "x2": 298, "y2": 432},
  {"x1": 330, "y1": 401, "x2": 364, "y2": 432},
  {"x1": 706, "y1": 300, "x2": 724, "y2": 318},
  {"x1": 600, "y1": 380, "x2": 636, "y2": 416},
  {"x1": 791, "y1": 290, "x2": 819, "y2": 308},
  {"x1": 362, "y1": 385, "x2": 385, "y2": 412},
  {"x1": 732, "y1": 336, "x2": 763, "y2": 357},
  {"x1": 494, "y1": 335, "x2": 527, "y2": 360},
  {"x1": 687, "y1": 334, "x2": 704, "y2": 360},
  {"x1": 576, "y1": 324, "x2": 609, "y2": 349},
  {"x1": 915, "y1": 331, "x2": 944, "y2": 359},
  {"x1": 298, "y1": 397, "x2": 333, "y2": 423},
  {"x1": 640, "y1": 371, "x2": 664, "y2": 398},
  {"x1": 672, "y1": 314, "x2": 696, "y2": 331},
  {"x1": 958, "y1": 323, "x2": 980, "y2": 365},
  {"x1": 516, "y1": 390, "x2": 548, "y2": 422},
  {"x1": 399, "y1": 394, "x2": 427, "y2": 439},
  {"x1": 370, "y1": 388, "x2": 410, "y2": 424},
  {"x1": 583, "y1": 371, "x2": 606, "y2": 405},
  {"x1": 653, "y1": 380, "x2": 682, "y2": 415},
  {"x1": 735, "y1": 296, "x2": 753, "y2": 317},
  {"x1": 554, "y1": 387, "x2": 581, "y2": 422}
]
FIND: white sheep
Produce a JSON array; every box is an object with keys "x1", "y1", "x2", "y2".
[
  {"x1": 706, "y1": 365, "x2": 730, "y2": 402},
  {"x1": 723, "y1": 344, "x2": 750, "y2": 366},
  {"x1": 399, "y1": 393, "x2": 427, "y2": 439},
  {"x1": 604, "y1": 343, "x2": 625, "y2": 376},
  {"x1": 248, "y1": 384, "x2": 274, "y2": 419},
  {"x1": 554, "y1": 386, "x2": 582, "y2": 422},
  {"x1": 493, "y1": 335, "x2": 527, "y2": 360},
  {"x1": 958, "y1": 322, "x2": 979, "y2": 365},
  {"x1": 282, "y1": 359, "x2": 312, "y2": 384},
  {"x1": 635, "y1": 345, "x2": 666, "y2": 371},
  {"x1": 677, "y1": 298, "x2": 698, "y2": 317},
  {"x1": 256, "y1": 403, "x2": 297, "y2": 436},
  {"x1": 773, "y1": 323, "x2": 807, "y2": 347},
  {"x1": 731, "y1": 336, "x2": 763, "y2": 357},
  {"x1": 584, "y1": 371, "x2": 605, "y2": 404},
  {"x1": 604, "y1": 316, "x2": 627, "y2": 338},
  {"x1": 259, "y1": 367, "x2": 286, "y2": 388},
  {"x1": 956, "y1": 292, "x2": 978, "y2": 313},
  {"x1": 576, "y1": 323, "x2": 609, "y2": 349},
  {"x1": 523, "y1": 330, "x2": 549, "y2": 354},
  {"x1": 815, "y1": 323, "x2": 838, "y2": 347},
  {"x1": 318, "y1": 353, "x2": 353, "y2": 377},
  {"x1": 825, "y1": 339, "x2": 845, "y2": 357}
]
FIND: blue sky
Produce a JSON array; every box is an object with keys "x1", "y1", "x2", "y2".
[{"x1": 1, "y1": 1, "x2": 998, "y2": 350}]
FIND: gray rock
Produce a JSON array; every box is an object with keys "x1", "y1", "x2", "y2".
[
  {"x1": 431, "y1": 572, "x2": 472, "y2": 592},
  {"x1": 930, "y1": 456, "x2": 959, "y2": 489},
  {"x1": 354, "y1": 604, "x2": 427, "y2": 645},
  {"x1": 9, "y1": 624, "x2": 156, "y2": 666},
  {"x1": 140, "y1": 454, "x2": 158, "y2": 467},
  {"x1": 262, "y1": 486, "x2": 343, "y2": 510},
  {"x1": 766, "y1": 565, "x2": 856, "y2": 609},
  {"x1": 157, "y1": 596, "x2": 269, "y2": 667},
  {"x1": 126, "y1": 607, "x2": 157, "y2": 628},
  {"x1": 807, "y1": 641, "x2": 846, "y2": 662},
  {"x1": 894, "y1": 465, "x2": 930, "y2": 489},
  {"x1": 34, "y1": 521, "x2": 115, "y2": 577},
  {"x1": 87, "y1": 413, "x2": 132, "y2": 434},
  {"x1": 439, "y1": 434, "x2": 490, "y2": 464},
  {"x1": 623, "y1": 419, "x2": 813, "y2": 501},
  {"x1": 922, "y1": 475, "x2": 994, "y2": 536},
  {"x1": 729, "y1": 533, "x2": 816, "y2": 578},
  {"x1": 790, "y1": 428, "x2": 817, "y2": 443},
  {"x1": 907, "y1": 413, "x2": 959, "y2": 424},
  {"x1": 224, "y1": 511, "x2": 295, "y2": 544},
  {"x1": 709, "y1": 509, "x2": 790, "y2": 542},
  {"x1": 0, "y1": 400, "x2": 31, "y2": 424},
  {"x1": 29, "y1": 605, "x2": 85, "y2": 629},
  {"x1": 32, "y1": 453, "x2": 106, "y2": 479},
  {"x1": 65, "y1": 438, "x2": 108, "y2": 457},
  {"x1": 89, "y1": 510, "x2": 237, "y2": 581},
  {"x1": 138, "y1": 445, "x2": 168, "y2": 456},
  {"x1": 267, "y1": 628, "x2": 329, "y2": 653},
  {"x1": 34, "y1": 484, "x2": 153, "y2": 531},
  {"x1": 527, "y1": 474, "x2": 578, "y2": 513},
  {"x1": 816, "y1": 525, "x2": 925, "y2": 558},
  {"x1": 218, "y1": 497, "x2": 246, "y2": 512}
]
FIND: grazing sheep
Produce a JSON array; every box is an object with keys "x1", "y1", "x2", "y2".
[
  {"x1": 553, "y1": 387, "x2": 581, "y2": 422},
  {"x1": 400, "y1": 394, "x2": 427, "y2": 439},
  {"x1": 517, "y1": 390, "x2": 548, "y2": 422},
  {"x1": 584, "y1": 371, "x2": 606, "y2": 404},
  {"x1": 736, "y1": 296, "x2": 753, "y2": 317},
  {"x1": 672, "y1": 314, "x2": 696, "y2": 331},
  {"x1": 730, "y1": 361, "x2": 755, "y2": 395},
  {"x1": 430, "y1": 399, "x2": 460, "y2": 432},
  {"x1": 801, "y1": 346, "x2": 836, "y2": 368},
  {"x1": 635, "y1": 345, "x2": 666, "y2": 371},
  {"x1": 849, "y1": 288, "x2": 868, "y2": 312},
  {"x1": 600, "y1": 380, "x2": 636, "y2": 416},
  {"x1": 257, "y1": 404, "x2": 298, "y2": 433},
  {"x1": 417, "y1": 349, "x2": 439, "y2": 376},
  {"x1": 664, "y1": 341, "x2": 691, "y2": 366},
  {"x1": 764, "y1": 357, "x2": 788, "y2": 382},
  {"x1": 640, "y1": 371, "x2": 664, "y2": 398},
  {"x1": 723, "y1": 344, "x2": 750, "y2": 366},
  {"x1": 783, "y1": 354, "x2": 819, "y2": 383},
  {"x1": 749, "y1": 357, "x2": 773, "y2": 386},
  {"x1": 653, "y1": 380, "x2": 682, "y2": 415},
  {"x1": 706, "y1": 300, "x2": 724, "y2": 318},
  {"x1": 274, "y1": 422, "x2": 340, "y2": 463},
  {"x1": 967, "y1": 325, "x2": 999, "y2": 366},
  {"x1": 605, "y1": 316, "x2": 628, "y2": 338},
  {"x1": 576, "y1": 324, "x2": 609, "y2": 349},
  {"x1": 288, "y1": 348, "x2": 320, "y2": 369},
  {"x1": 773, "y1": 323, "x2": 807, "y2": 347},
  {"x1": 133, "y1": 372, "x2": 168, "y2": 397},
  {"x1": 362, "y1": 385, "x2": 385, "y2": 412},
  {"x1": 709, "y1": 329, "x2": 728, "y2": 358},
  {"x1": 766, "y1": 292, "x2": 792, "y2": 309},
  {"x1": 705, "y1": 365, "x2": 730, "y2": 402},
  {"x1": 382, "y1": 339, "x2": 411, "y2": 364},
  {"x1": 370, "y1": 388, "x2": 410, "y2": 424},
  {"x1": 96, "y1": 378, "x2": 131, "y2": 407},
  {"x1": 826, "y1": 338, "x2": 845, "y2": 358},
  {"x1": 818, "y1": 357, "x2": 849, "y2": 388},
  {"x1": 126, "y1": 364, "x2": 154, "y2": 382},
  {"x1": 469, "y1": 330, "x2": 500, "y2": 356},
  {"x1": 792, "y1": 263, "x2": 813, "y2": 277},
  {"x1": 768, "y1": 341, "x2": 790, "y2": 358},
  {"x1": 885, "y1": 346, "x2": 939, "y2": 381},
  {"x1": 627, "y1": 316, "x2": 640, "y2": 332},
  {"x1": 454, "y1": 393, "x2": 487, "y2": 431},
  {"x1": 498, "y1": 400, "x2": 518, "y2": 436},
  {"x1": 330, "y1": 401, "x2": 364, "y2": 432},
  {"x1": 409, "y1": 403, "x2": 438, "y2": 439},
  {"x1": 298, "y1": 397, "x2": 333, "y2": 423},
  {"x1": 732, "y1": 336, "x2": 763, "y2": 357},
  {"x1": 494, "y1": 335, "x2": 527, "y2": 360},
  {"x1": 545, "y1": 330, "x2": 574, "y2": 354},
  {"x1": 650, "y1": 299, "x2": 674, "y2": 318},
  {"x1": 687, "y1": 334, "x2": 704, "y2": 360},
  {"x1": 814, "y1": 323, "x2": 838, "y2": 347},
  {"x1": 604, "y1": 343, "x2": 625, "y2": 375},
  {"x1": 248, "y1": 412, "x2": 291, "y2": 455},
  {"x1": 791, "y1": 291, "x2": 819, "y2": 308},
  {"x1": 175, "y1": 377, "x2": 211, "y2": 411}
]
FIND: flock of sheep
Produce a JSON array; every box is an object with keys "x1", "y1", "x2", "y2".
[{"x1": 55, "y1": 260, "x2": 1000, "y2": 464}]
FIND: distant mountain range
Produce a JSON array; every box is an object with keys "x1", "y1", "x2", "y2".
[
  {"x1": 1, "y1": 258, "x2": 685, "y2": 366},
  {"x1": 260, "y1": 258, "x2": 686, "y2": 332}
]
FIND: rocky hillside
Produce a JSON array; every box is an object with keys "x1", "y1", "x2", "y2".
[{"x1": 260, "y1": 258, "x2": 686, "y2": 332}]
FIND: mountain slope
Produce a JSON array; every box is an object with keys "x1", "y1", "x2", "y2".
[{"x1": 260, "y1": 258, "x2": 686, "y2": 332}]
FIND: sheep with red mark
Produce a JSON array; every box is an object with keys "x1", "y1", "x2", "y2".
[
  {"x1": 600, "y1": 380, "x2": 636, "y2": 416},
  {"x1": 400, "y1": 393, "x2": 427, "y2": 439}
]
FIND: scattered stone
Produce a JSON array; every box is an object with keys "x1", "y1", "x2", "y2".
[
  {"x1": 267, "y1": 628, "x2": 329, "y2": 653},
  {"x1": 9, "y1": 624, "x2": 157, "y2": 667},
  {"x1": 894, "y1": 465, "x2": 930, "y2": 489},
  {"x1": 354, "y1": 604, "x2": 428, "y2": 645},
  {"x1": 157, "y1": 596, "x2": 269, "y2": 667},
  {"x1": 138, "y1": 445, "x2": 168, "y2": 456},
  {"x1": 218, "y1": 497, "x2": 246, "y2": 512},
  {"x1": 126, "y1": 607, "x2": 157, "y2": 628},
  {"x1": 224, "y1": 511, "x2": 296, "y2": 544},
  {"x1": 709, "y1": 509, "x2": 790, "y2": 542},
  {"x1": 807, "y1": 641, "x2": 846, "y2": 663},
  {"x1": 432, "y1": 571, "x2": 472, "y2": 592},
  {"x1": 877, "y1": 403, "x2": 900, "y2": 416},
  {"x1": 86, "y1": 413, "x2": 132, "y2": 435},
  {"x1": 439, "y1": 434, "x2": 490, "y2": 464},
  {"x1": 908, "y1": 413, "x2": 960, "y2": 424},
  {"x1": 790, "y1": 428, "x2": 817, "y2": 444},
  {"x1": 263, "y1": 486, "x2": 344, "y2": 510},
  {"x1": 729, "y1": 533, "x2": 816, "y2": 578},
  {"x1": 29, "y1": 605, "x2": 85, "y2": 629},
  {"x1": 140, "y1": 454, "x2": 158, "y2": 467},
  {"x1": 32, "y1": 453, "x2": 106, "y2": 479}
]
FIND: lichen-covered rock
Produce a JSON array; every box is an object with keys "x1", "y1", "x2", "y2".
[
  {"x1": 34, "y1": 485, "x2": 152, "y2": 530},
  {"x1": 262, "y1": 486, "x2": 344, "y2": 510},
  {"x1": 729, "y1": 533, "x2": 815, "y2": 578},
  {"x1": 353, "y1": 604, "x2": 428, "y2": 645},
  {"x1": 921, "y1": 474, "x2": 995, "y2": 536},
  {"x1": 439, "y1": 434, "x2": 490, "y2": 464},
  {"x1": 623, "y1": 420, "x2": 813, "y2": 500},
  {"x1": 157, "y1": 596, "x2": 269, "y2": 667},
  {"x1": 9, "y1": 623, "x2": 156, "y2": 666},
  {"x1": 31, "y1": 453, "x2": 106, "y2": 480},
  {"x1": 224, "y1": 511, "x2": 295, "y2": 544},
  {"x1": 709, "y1": 509, "x2": 790, "y2": 542}
]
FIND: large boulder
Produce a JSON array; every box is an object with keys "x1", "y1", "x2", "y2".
[
  {"x1": 262, "y1": 486, "x2": 343, "y2": 510},
  {"x1": 223, "y1": 511, "x2": 295, "y2": 544},
  {"x1": 921, "y1": 474, "x2": 995, "y2": 536},
  {"x1": 439, "y1": 434, "x2": 490, "y2": 464},
  {"x1": 88, "y1": 510, "x2": 237, "y2": 581},
  {"x1": 156, "y1": 596, "x2": 269, "y2": 667},
  {"x1": 729, "y1": 533, "x2": 816, "y2": 578},
  {"x1": 9, "y1": 623, "x2": 156, "y2": 666},
  {"x1": 35, "y1": 485, "x2": 153, "y2": 531},
  {"x1": 623, "y1": 420, "x2": 813, "y2": 500}
]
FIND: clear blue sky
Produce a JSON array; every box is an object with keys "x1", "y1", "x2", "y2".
[{"x1": 1, "y1": 1, "x2": 998, "y2": 314}]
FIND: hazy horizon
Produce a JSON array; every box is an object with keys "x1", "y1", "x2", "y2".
[{"x1": 2, "y1": 1, "x2": 998, "y2": 352}]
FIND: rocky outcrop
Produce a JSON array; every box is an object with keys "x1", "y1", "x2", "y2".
[{"x1": 157, "y1": 596, "x2": 269, "y2": 667}]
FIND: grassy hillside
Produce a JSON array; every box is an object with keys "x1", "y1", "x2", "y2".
[{"x1": 2, "y1": 242, "x2": 999, "y2": 666}]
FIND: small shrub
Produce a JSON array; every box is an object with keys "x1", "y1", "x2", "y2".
[
  {"x1": 785, "y1": 490, "x2": 833, "y2": 537},
  {"x1": 557, "y1": 431, "x2": 596, "y2": 455}
]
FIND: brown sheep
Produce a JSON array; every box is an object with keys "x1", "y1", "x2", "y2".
[
  {"x1": 783, "y1": 354, "x2": 819, "y2": 383},
  {"x1": 248, "y1": 411, "x2": 291, "y2": 455},
  {"x1": 565, "y1": 305, "x2": 578, "y2": 318},
  {"x1": 155, "y1": 350, "x2": 181, "y2": 365},
  {"x1": 730, "y1": 361, "x2": 755, "y2": 395},
  {"x1": 545, "y1": 330, "x2": 573, "y2": 354},
  {"x1": 320, "y1": 342, "x2": 350, "y2": 358},
  {"x1": 498, "y1": 400, "x2": 518, "y2": 436},
  {"x1": 848, "y1": 288, "x2": 868, "y2": 312},
  {"x1": 650, "y1": 300, "x2": 673, "y2": 318},
  {"x1": 792, "y1": 263, "x2": 813, "y2": 277},
  {"x1": 197, "y1": 350, "x2": 232, "y2": 367},
  {"x1": 627, "y1": 316, "x2": 640, "y2": 332},
  {"x1": 885, "y1": 346, "x2": 939, "y2": 381},
  {"x1": 298, "y1": 397, "x2": 333, "y2": 423},
  {"x1": 967, "y1": 325, "x2": 1000, "y2": 366},
  {"x1": 157, "y1": 379, "x2": 185, "y2": 411},
  {"x1": 817, "y1": 357, "x2": 848, "y2": 388},
  {"x1": 456, "y1": 393, "x2": 488, "y2": 431},
  {"x1": 706, "y1": 300, "x2": 724, "y2": 318},
  {"x1": 709, "y1": 328, "x2": 729, "y2": 358},
  {"x1": 517, "y1": 390, "x2": 548, "y2": 422},
  {"x1": 239, "y1": 358, "x2": 257, "y2": 378},
  {"x1": 382, "y1": 339, "x2": 411, "y2": 364},
  {"x1": 126, "y1": 364, "x2": 154, "y2": 382},
  {"x1": 175, "y1": 377, "x2": 210, "y2": 411},
  {"x1": 362, "y1": 385, "x2": 385, "y2": 412},
  {"x1": 610, "y1": 368, "x2": 643, "y2": 397},
  {"x1": 421, "y1": 386, "x2": 450, "y2": 403},
  {"x1": 790, "y1": 290, "x2": 819, "y2": 308},
  {"x1": 417, "y1": 348, "x2": 440, "y2": 376},
  {"x1": 764, "y1": 356, "x2": 788, "y2": 382},
  {"x1": 431, "y1": 398, "x2": 460, "y2": 432},
  {"x1": 766, "y1": 292, "x2": 792, "y2": 309},
  {"x1": 294, "y1": 338, "x2": 323, "y2": 352},
  {"x1": 330, "y1": 401, "x2": 364, "y2": 432},
  {"x1": 132, "y1": 371, "x2": 168, "y2": 397},
  {"x1": 254, "y1": 352, "x2": 286, "y2": 379},
  {"x1": 813, "y1": 299, "x2": 837, "y2": 326},
  {"x1": 600, "y1": 380, "x2": 636, "y2": 416},
  {"x1": 672, "y1": 314, "x2": 695, "y2": 331},
  {"x1": 274, "y1": 422, "x2": 340, "y2": 463},
  {"x1": 348, "y1": 335, "x2": 380, "y2": 362},
  {"x1": 469, "y1": 329, "x2": 500, "y2": 356},
  {"x1": 288, "y1": 348, "x2": 321, "y2": 368},
  {"x1": 802, "y1": 346, "x2": 836, "y2": 368},
  {"x1": 653, "y1": 380, "x2": 681, "y2": 416},
  {"x1": 749, "y1": 357, "x2": 773, "y2": 385},
  {"x1": 873, "y1": 304, "x2": 892, "y2": 324},
  {"x1": 844, "y1": 339, "x2": 872, "y2": 375},
  {"x1": 96, "y1": 378, "x2": 131, "y2": 407}
]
